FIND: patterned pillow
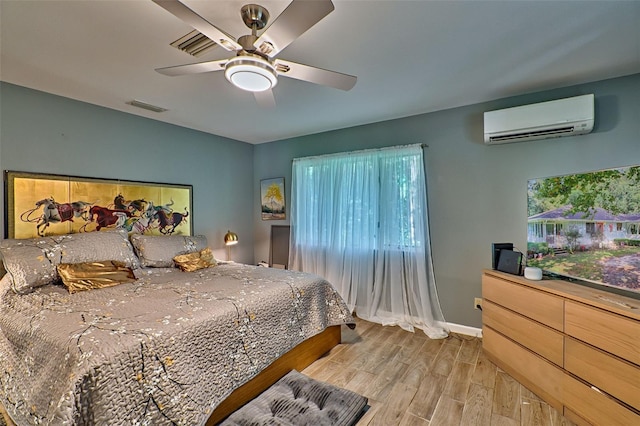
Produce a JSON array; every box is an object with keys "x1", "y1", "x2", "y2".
[
  {"x1": 130, "y1": 234, "x2": 208, "y2": 268},
  {"x1": 0, "y1": 229, "x2": 139, "y2": 294},
  {"x1": 57, "y1": 229, "x2": 139, "y2": 269},
  {"x1": 0, "y1": 236, "x2": 63, "y2": 294}
]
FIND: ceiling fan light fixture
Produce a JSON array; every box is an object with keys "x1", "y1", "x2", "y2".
[{"x1": 224, "y1": 56, "x2": 277, "y2": 92}]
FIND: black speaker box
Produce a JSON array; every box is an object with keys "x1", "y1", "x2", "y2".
[{"x1": 491, "y1": 242, "x2": 513, "y2": 269}]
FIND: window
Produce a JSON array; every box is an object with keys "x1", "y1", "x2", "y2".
[
  {"x1": 546, "y1": 223, "x2": 563, "y2": 236},
  {"x1": 289, "y1": 144, "x2": 447, "y2": 338},
  {"x1": 528, "y1": 223, "x2": 544, "y2": 239},
  {"x1": 292, "y1": 147, "x2": 426, "y2": 251}
]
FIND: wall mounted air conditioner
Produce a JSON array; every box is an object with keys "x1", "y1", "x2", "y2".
[{"x1": 483, "y1": 94, "x2": 594, "y2": 145}]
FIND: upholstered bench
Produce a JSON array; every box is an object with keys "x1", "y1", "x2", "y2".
[{"x1": 221, "y1": 370, "x2": 368, "y2": 426}]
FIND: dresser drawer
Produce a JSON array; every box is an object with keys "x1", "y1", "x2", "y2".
[
  {"x1": 482, "y1": 326, "x2": 563, "y2": 411},
  {"x1": 565, "y1": 337, "x2": 640, "y2": 411},
  {"x1": 483, "y1": 300, "x2": 563, "y2": 366},
  {"x1": 482, "y1": 275, "x2": 564, "y2": 330},
  {"x1": 565, "y1": 301, "x2": 640, "y2": 366},
  {"x1": 561, "y1": 368, "x2": 640, "y2": 426}
]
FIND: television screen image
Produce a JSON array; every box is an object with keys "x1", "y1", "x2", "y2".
[{"x1": 527, "y1": 165, "x2": 640, "y2": 297}]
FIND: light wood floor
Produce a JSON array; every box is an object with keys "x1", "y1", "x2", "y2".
[{"x1": 303, "y1": 318, "x2": 577, "y2": 426}]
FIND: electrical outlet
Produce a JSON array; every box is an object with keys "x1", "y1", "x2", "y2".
[{"x1": 474, "y1": 297, "x2": 483, "y2": 310}]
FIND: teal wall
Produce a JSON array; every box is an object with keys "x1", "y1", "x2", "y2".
[
  {"x1": 253, "y1": 73, "x2": 640, "y2": 329},
  {"x1": 0, "y1": 83, "x2": 255, "y2": 264},
  {"x1": 2, "y1": 74, "x2": 639, "y2": 329}
]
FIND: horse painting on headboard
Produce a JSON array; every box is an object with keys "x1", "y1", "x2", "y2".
[{"x1": 5, "y1": 171, "x2": 192, "y2": 239}]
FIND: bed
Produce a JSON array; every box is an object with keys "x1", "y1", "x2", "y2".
[{"x1": 0, "y1": 230, "x2": 354, "y2": 425}]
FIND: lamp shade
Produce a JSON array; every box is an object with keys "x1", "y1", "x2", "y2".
[{"x1": 224, "y1": 230, "x2": 239, "y2": 246}]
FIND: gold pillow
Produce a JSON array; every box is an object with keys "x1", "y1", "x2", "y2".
[
  {"x1": 57, "y1": 261, "x2": 136, "y2": 293},
  {"x1": 173, "y1": 247, "x2": 217, "y2": 272}
]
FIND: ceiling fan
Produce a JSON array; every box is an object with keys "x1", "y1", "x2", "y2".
[{"x1": 152, "y1": 0, "x2": 357, "y2": 106}]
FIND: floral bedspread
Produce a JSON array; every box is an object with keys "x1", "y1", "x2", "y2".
[{"x1": 0, "y1": 263, "x2": 353, "y2": 425}]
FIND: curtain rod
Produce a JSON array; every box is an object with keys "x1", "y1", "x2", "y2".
[{"x1": 292, "y1": 143, "x2": 428, "y2": 162}]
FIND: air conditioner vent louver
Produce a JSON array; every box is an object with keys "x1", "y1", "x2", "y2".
[
  {"x1": 488, "y1": 126, "x2": 575, "y2": 143},
  {"x1": 484, "y1": 94, "x2": 594, "y2": 145},
  {"x1": 170, "y1": 30, "x2": 217, "y2": 57}
]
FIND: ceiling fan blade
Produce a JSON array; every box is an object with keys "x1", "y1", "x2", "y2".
[
  {"x1": 254, "y1": 90, "x2": 276, "y2": 108},
  {"x1": 152, "y1": 0, "x2": 241, "y2": 52},
  {"x1": 276, "y1": 60, "x2": 356, "y2": 91},
  {"x1": 155, "y1": 59, "x2": 228, "y2": 76},
  {"x1": 254, "y1": 0, "x2": 334, "y2": 57}
]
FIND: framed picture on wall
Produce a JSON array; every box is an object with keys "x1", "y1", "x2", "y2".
[
  {"x1": 260, "y1": 177, "x2": 285, "y2": 220},
  {"x1": 5, "y1": 170, "x2": 193, "y2": 238}
]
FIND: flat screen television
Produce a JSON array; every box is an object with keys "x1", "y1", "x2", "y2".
[{"x1": 527, "y1": 165, "x2": 640, "y2": 299}]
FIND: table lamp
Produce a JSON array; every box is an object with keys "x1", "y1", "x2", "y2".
[{"x1": 224, "y1": 230, "x2": 238, "y2": 261}]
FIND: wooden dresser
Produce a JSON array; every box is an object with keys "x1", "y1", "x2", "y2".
[{"x1": 482, "y1": 269, "x2": 640, "y2": 425}]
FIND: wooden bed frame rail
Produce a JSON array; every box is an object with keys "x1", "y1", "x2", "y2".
[{"x1": 207, "y1": 325, "x2": 341, "y2": 424}]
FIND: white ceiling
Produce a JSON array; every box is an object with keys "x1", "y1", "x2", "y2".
[{"x1": 2, "y1": 1, "x2": 639, "y2": 144}]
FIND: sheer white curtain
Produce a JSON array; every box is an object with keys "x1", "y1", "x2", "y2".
[{"x1": 289, "y1": 145, "x2": 448, "y2": 338}]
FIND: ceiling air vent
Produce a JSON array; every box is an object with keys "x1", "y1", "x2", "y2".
[
  {"x1": 170, "y1": 30, "x2": 217, "y2": 57},
  {"x1": 126, "y1": 100, "x2": 168, "y2": 113}
]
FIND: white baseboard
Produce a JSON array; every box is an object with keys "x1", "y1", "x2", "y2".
[
  {"x1": 355, "y1": 316, "x2": 482, "y2": 338},
  {"x1": 447, "y1": 322, "x2": 482, "y2": 338}
]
